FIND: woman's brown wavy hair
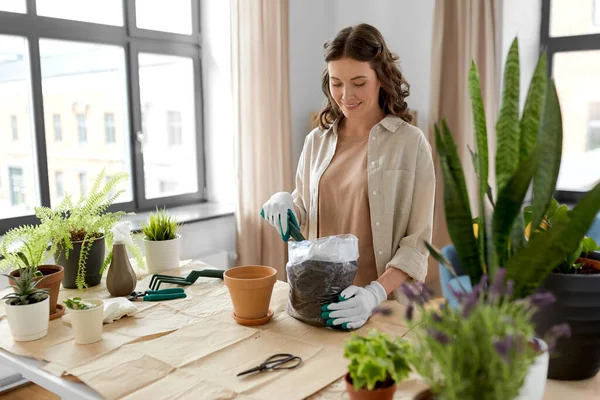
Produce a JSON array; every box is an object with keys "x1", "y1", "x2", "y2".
[{"x1": 318, "y1": 23, "x2": 412, "y2": 130}]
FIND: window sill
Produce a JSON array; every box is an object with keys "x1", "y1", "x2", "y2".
[{"x1": 124, "y1": 202, "x2": 235, "y2": 232}]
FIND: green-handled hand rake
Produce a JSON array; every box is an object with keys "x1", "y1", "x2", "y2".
[{"x1": 149, "y1": 269, "x2": 225, "y2": 290}]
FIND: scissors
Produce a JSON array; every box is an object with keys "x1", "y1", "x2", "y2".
[
  {"x1": 127, "y1": 288, "x2": 187, "y2": 302},
  {"x1": 236, "y1": 353, "x2": 303, "y2": 377}
]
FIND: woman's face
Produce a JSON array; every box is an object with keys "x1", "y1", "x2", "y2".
[{"x1": 327, "y1": 57, "x2": 381, "y2": 120}]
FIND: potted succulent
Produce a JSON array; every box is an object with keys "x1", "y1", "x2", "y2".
[
  {"x1": 2, "y1": 269, "x2": 50, "y2": 341},
  {"x1": 141, "y1": 208, "x2": 181, "y2": 274},
  {"x1": 401, "y1": 269, "x2": 570, "y2": 400},
  {"x1": 0, "y1": 224, "x2": 65, "y2": 320},
  {"x1": 343, "y1": 329, "x2": 411, "y2": 400},
  {"x1": 430, "y1": 37, "x2": 600, "y2": 380},
  {"x1": 35, "y1": 170, "x2": 143, "y2": 290},
  {"x1": 63, "y1": 297, "x2": 104, "y2": 345},
  {"x1": 524, "y1": 199, "x2": 600, "y2": 379}
]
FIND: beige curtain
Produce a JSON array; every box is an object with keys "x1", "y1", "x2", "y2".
[
  {"x1": 427, "y1": 0, "x2": 499, "y2": 290},
  {"x1": 231, "y1": 0, "x2": 293, "y2": 280}
]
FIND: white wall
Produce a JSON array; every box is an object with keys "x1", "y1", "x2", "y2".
[{"x1": 288, "y1": 0, "x2": 436, "y2": 165}]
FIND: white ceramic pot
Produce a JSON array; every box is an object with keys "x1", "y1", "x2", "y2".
[
  {"x1": 5, "y1": 297, "x2": 50, "y2": 342},
  {"x1": 144, "y1": 234, "x2": 181, "y2": 274},
  {"x1": 69, "y1": 299, "x2": 104, "y2": 344},
  {"x1": 516, "y1": 339, "x2": 549, "y2": 400}
]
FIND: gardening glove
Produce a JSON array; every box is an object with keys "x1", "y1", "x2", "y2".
[
  {"x1": 261, "y1": 192, "x2": 298, "y2": 241},
  {"x1": 321, "y1": 281, "x2": 387, "y2": 330}
]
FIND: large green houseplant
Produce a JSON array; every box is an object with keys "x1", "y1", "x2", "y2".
[
  {"x1": 0, "y1": 224, "x2": 65, "y2": 319},
  {"x1": 35, "y1": 170, "x2": 143, "y2": 290},
  {"x1": 428, "y1": 37, "x2": 600, "y2": 380}
]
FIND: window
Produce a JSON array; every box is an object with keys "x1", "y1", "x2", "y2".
[
  {"x1": 10, "y1": 115, "x2": 18, "y2": 140},
  {"x1": 0, "y1": 1, "x2": 204, "y2": 234},
  {"x1": 105, "y1": 112, "x2": 116, "y2": 143},
  {"x1": 167, "y1": 110, "x2": 183, "y2": 146},
  {"x1": 76, "y1": 112, "x2": 87, "y2": 143},
  {"x1": 9, "y1": 167, "x2": 25, "y2": 206},
  {"x1": 542, "y1": 0, "x2": 600, "y2": 197},
  {"x1": 55, "y1": 171, "x2": 63, "y2": 198},
  {"x1": 53, "y1": 113, "x2": 62, "y2": 142},
  {"x1": 78, "y1": 172, "x2": 87, "y2": 198}
]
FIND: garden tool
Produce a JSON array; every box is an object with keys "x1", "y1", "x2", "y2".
[
  {"x1": 236, "y1": 353, "x2": 303, "y2": 377},
  {"x1": 149, "y1": 268, "x2": 225, "y2": 290},
  {"x1": 260, "y1": 209, "x2": 305, "y2": 242},
  {"x1": 127, "y1": 288, "x2": 187, "y2": 301}
]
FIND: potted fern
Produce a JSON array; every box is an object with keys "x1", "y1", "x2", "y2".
[
  {"x1": 430, "y1": 37, "x2": 600, "y2": 380},
  {"x1": 343, "y1": 330, "x2": 411, "y2": 400},
  {"x1": 35, "y1": 170, "x2": 143, "y2": 290},
  {"x1": 141, "y1": 208, "x2": 181, "y2": 274},
  {"x1": 2, "y1": 269, "x2": 50, "y2": 341},
  {"x1": 0, "y1": 224, "x2": 65, "y2": 320}
]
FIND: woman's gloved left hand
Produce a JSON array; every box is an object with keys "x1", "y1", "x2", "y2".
[{"x1": 321, "y1": 281, "x2": 387, "y2": 330}]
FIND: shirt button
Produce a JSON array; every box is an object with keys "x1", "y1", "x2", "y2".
[
  {"x1": 371, "y1": 161, "x2": 376, "y2": 166},
  {"x1": 378, "y1": 251, "x2": 383, "y2": 255},
  {"x1": 371, "y1": 136, "x2": 376, "y2": 141},
  {"x1": 372, "y1": 191, "x2": 377, "y2": 195},
  {"x1": 375, "y1": 222, "x2": 380, "y2": 226}
]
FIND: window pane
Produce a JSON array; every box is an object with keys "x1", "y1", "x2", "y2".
[
  {"x1": 0, "y1": 0, "x2": 26, "y2": 14},
  {"x1": 40, "y1": 39, "x2": 133, "y2": 206},
  {"x1": 36, "y1": 0, "x2": 123, "y2": 26},
  {"x1": 0, "y1": 35, "x2": 40, "y2": 218},
  {"x1": 139, "y1": 53, "x2": 198, "y2": 199},
  {"x1": 551, "y1": 0, "x2": 600, "y2": 37},
  {"x1": 553, "y1": 51, "x2": 600, "y2": 192},
  {"x1": 135, "y1": 0, "x2": 192, "y2": 35}
]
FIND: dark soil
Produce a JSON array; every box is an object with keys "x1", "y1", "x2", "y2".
[{"x1": 70, "y1": 229, "x2": 102, "y2": 242}]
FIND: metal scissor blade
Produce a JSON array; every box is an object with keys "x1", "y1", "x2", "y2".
[{"x1": 236, "y1": 366, "x2": 262, "y2": 377}]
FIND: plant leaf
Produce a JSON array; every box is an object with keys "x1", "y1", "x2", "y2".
[
  {"x1": 519, "y1": 51, "x2": 547, "y2": 164},
  {"x1": 495, "y1": 38, "x2": 521, "y2": 193},
  {"x1": 531, "y1": 79, "x2": 563, "y2": 233},
  {"x1": 506, "y1": 181, "x2": 600, "y2": 297},
  {"x1": 435, "y1": 123, "x2": 481, "y2": 283}
]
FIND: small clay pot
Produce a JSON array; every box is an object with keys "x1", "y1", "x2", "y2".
[
  {"x1": 10, "y1": 265, "x2": 64, "y2": 320},
  {"x1": 224, "y1": 265, "x2": 277, "y2": 322},
  {"x1": 345, "y1": 373, "x2": 396, "y2": 400}
]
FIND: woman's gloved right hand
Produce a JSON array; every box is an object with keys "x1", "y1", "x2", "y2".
[{"x1": 262, "y1": 192, "x2": 297, "y2": 241}]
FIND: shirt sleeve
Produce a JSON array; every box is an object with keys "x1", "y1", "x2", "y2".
[
  {"x1": 291, "y1": 134, "x2": 310, "y2": 228},
  {"x1": 386, "y1": 137, "x2": 436, "y2": 282}
]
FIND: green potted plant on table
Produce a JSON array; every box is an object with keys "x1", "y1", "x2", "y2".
[
  {"x1": 35, "y1": 170, "x2": 143, "y2": 290},
  {"x1": 430, "y1": 37, "x2": 600, "y2": 380},
  {"x1": 402, "y1": 270, "x2": 569, "y2": 400},
  {"x1": 0, "y1": 224, "x2": 65, "y2": 320},
  {"x1": 141, "y1": 208, "x2": 181, "y2": 274},
  {"x1": 63, "y1": 297, "x2": 104, "y2": 344},
  {"x1": 343, "y1": 329, "x2": 412, "y2": 400},
  {"x1": 2, "y1": 269, "x2": 50, "y2": 342}
]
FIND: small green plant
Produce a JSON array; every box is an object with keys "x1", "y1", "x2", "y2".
[
  {"x1": 63, "y1": 297, "x2": 96, "y2": 310},
  {"x1": 2, "y1": 269, "x2": 49, "y2": 306},
  {"x1": 35, "y1": 169, "x2": 144, "y2": 290},
  {"x1": 0, "y1": 224, "x2": 54, "y2": 276},
  {"x1": 400, "y1": 269, "x2": 570, "y2": 400},
  {"x1": 343, "y1": 329, "x2": 411, "y2": 391},
  {"x1": 141, "y1": 208, "x2": 179, "y2": 241}
]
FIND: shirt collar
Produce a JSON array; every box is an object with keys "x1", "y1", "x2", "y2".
[{"x1": 320, "y1": 114, "x2": 404, "y2": 137}]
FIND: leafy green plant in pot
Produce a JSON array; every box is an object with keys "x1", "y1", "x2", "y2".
[
  {"x1": 2, "y1": 269, "x2": 50, "y2": 342},
  {"x1": 35, "y1": 170, "x2": 144, "y2": 290},
  {"x1": 343, "y1": 329, "x2": 411, "y2": 400},
  {"x1": 63, "y1": 297, "x2": 104, "y2": 345},
  {"x1": 428, "y1": 37, "x2": 600, "y2": 380},
  {"x1": 0, "y1": 224, "x2": 65, "y2": 320},
  {"x1": 141, "y1": 208, "x2": 181, "y2": 274},
  {"x1": 400, "y1": 269, "x2": 570, "y2": 400}
]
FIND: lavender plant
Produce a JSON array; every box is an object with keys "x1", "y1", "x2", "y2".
[{"x1": 399, "y1": 268, "x2": 570, "y2": 400}]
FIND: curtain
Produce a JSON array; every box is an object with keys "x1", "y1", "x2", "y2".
[
  {"x1": 427, "y1": 0, "x2": 499, "y2": 290},
  {"x1": 231, "y1": 0, "x2": 293, "y2": 280}
]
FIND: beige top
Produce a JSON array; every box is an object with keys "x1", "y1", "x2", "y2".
[
  {"x1": 318, "y1": 135, "x2": 378, "y2": 288},
  {"x1": 292, "y1": 115, "x2": 435, "y2": 301}
]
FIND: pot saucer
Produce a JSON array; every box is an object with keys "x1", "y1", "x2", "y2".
[
  {"x1": 232, "y1": 308, "x2": 274, "y2": 326},
  {"x1": 50, "y1": 304, "x2": 65, "y2": 321}
]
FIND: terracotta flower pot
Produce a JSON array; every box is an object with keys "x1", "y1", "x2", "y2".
[
  {"x1": 9, "y1": 265, "x2": 65, "y2": 320},
  {"x1": 345, "y1": 373, "x2": 396, "y2": 400},
  {"x1": 224, "y1": 265, "x2": 277, "y2": 323}
]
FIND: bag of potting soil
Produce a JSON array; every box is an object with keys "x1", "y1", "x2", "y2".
[{"x1": 286, "y1": 234, "x2": 359, "y2": 327}]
